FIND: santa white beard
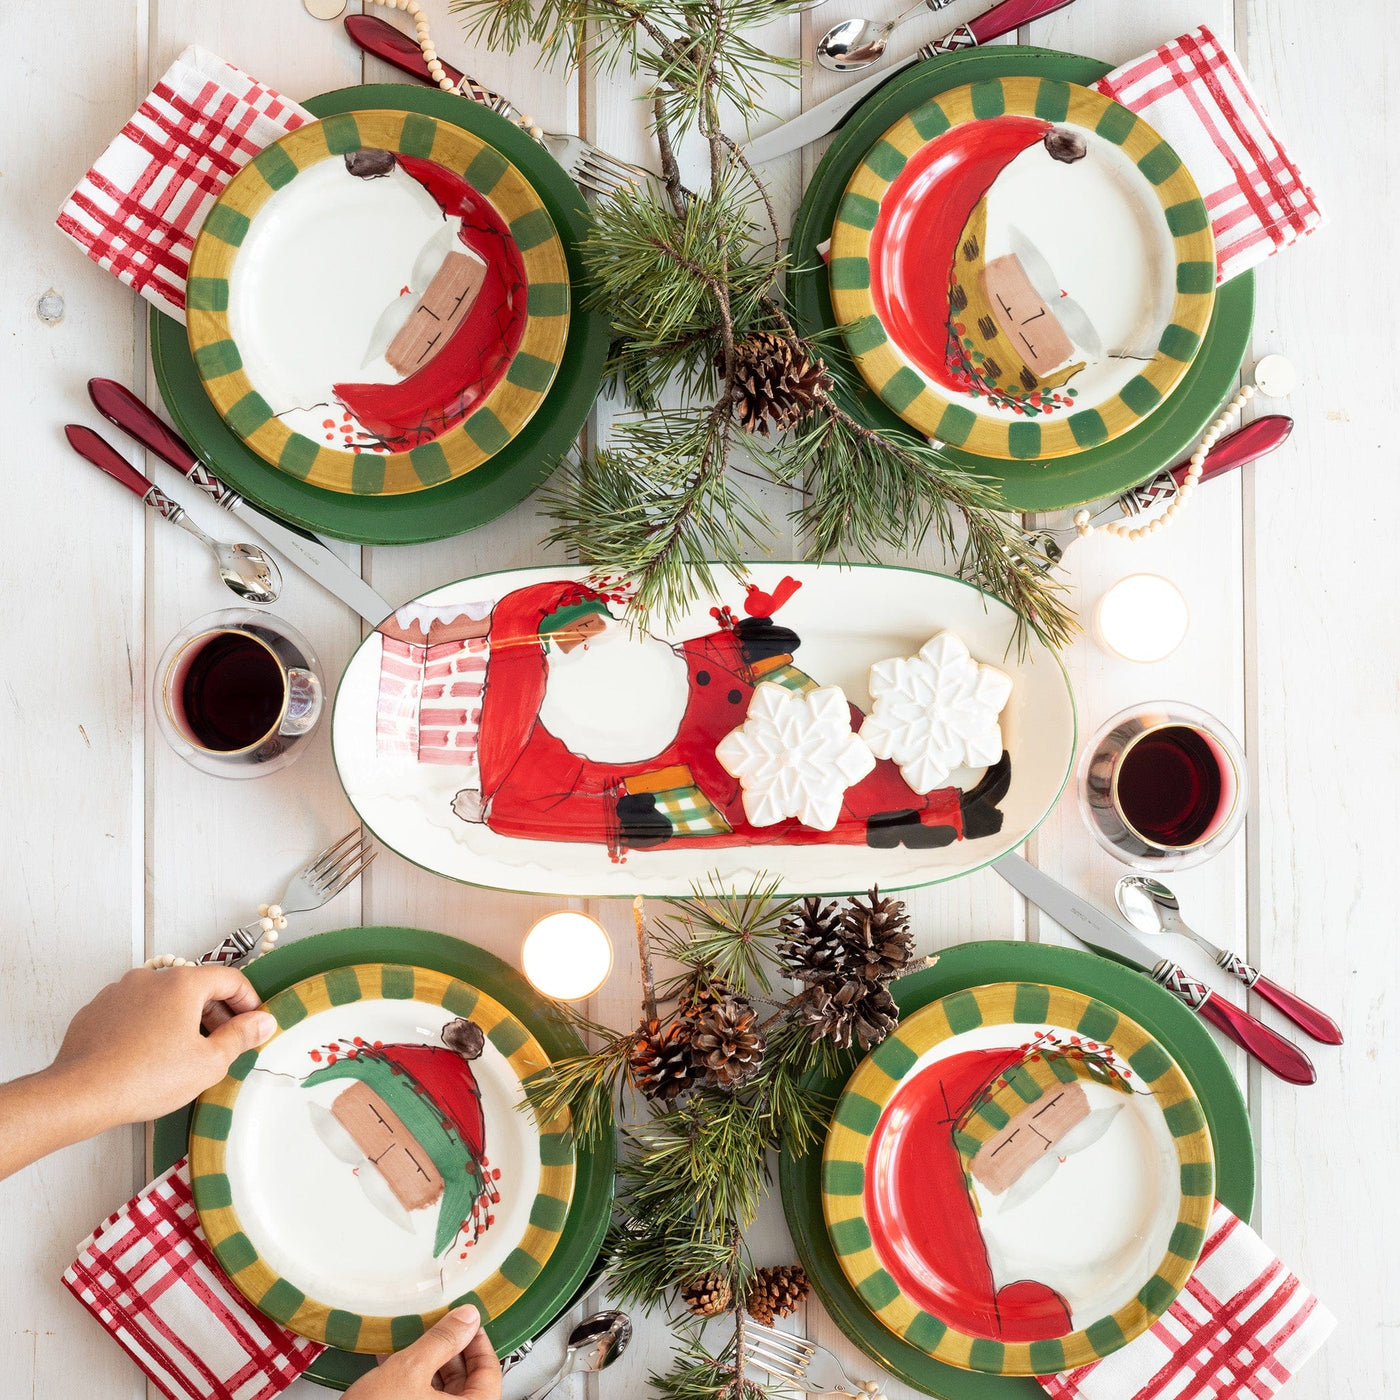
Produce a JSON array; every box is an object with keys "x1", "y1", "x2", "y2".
[
  {"x1": 538, "y1": 621, "x2": 691, "y2": 764},
  {"x1": 970, "y1": 1085, "x2": 1173, "y2": 1327}
]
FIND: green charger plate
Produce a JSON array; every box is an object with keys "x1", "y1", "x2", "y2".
[
  {"x1": 155, "y1": 926, "x2": 616, "y2": 1391},
  {"x1": 152, "y1": 85, "x2": 610, "y2": 544},
  {"x1": 780, "y1": 939, "x2": 1254, "y2": 1400},
  {"x1": 789, "y1": 46, "x2": 1255, "y2": 512}
]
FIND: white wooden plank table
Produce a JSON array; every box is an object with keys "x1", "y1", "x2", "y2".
[{"x1": 1, "y1": 0, "x2": 1391, "y2": 1396}]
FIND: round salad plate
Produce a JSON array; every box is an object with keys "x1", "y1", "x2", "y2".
[
  {"x1": 189, "y1": 963, "x2": 576, "y2": 1352},
  {"x1": 829, "y1": 78, "x2": 1215, "y2": 462},
  {"x1": 187, "y1": 110, "x2": 568, "y2": 496},
  {"x1": 156, "y1": 927, "x2": 615, "y2": 1390},
  {"x1": 152, "y1": 85, "x2": 610, "y2": 544},
  {"x1": 822, "y1": 982, "x2": 1213, "y2": 1376},
  {"x1": 782, "y1": 940, "x2": 1254, "y2": 1400},
  {"x1": 329, "y1": 561, "x2": 1076, "y2": 898},
  {"x1": 790, "y1": 47, "x2": 1254, "y2": 511}
]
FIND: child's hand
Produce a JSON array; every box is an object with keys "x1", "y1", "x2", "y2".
[
  {"x1": 50, "y1": 966, "x2": 277, "y2": 1128},
  {"x1": 346, "y1": 1306, "x2": 502, "y2": 1399}
]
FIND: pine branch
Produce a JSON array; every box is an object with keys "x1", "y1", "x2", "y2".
[{"x1": 652, "y1": 871, "x2": 788, "y2": 995}]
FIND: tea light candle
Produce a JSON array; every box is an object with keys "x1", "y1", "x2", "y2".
[
  {"x1": 522, "y1": 911, "x2": 613, "y2": 1001},
  {"x1": 1092, "y1": 574, "x2": 1190, "y2": 664}
]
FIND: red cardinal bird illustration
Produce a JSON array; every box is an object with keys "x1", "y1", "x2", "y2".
[{"x1": 743, "y1": 576, "x2": 802, "y2": 618}]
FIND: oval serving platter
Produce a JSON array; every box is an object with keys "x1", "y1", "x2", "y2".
[
  {"x1": 189, "y1": 963, "x2": 575, "y2": 1352},
  {"x1": 829, "y1": 77, "x2": 1216, "y2": 461},
  {"x1": 330, "y1": 562, "x2": 1076, "y2": 897},
  {"x1": 822, "y1": 983, "x2": 1214, "y2": 1375},
  {"x1": 187, "y1": 110, "x2": 569, "y2": 497}
]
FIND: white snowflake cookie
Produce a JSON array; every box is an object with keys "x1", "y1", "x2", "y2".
[
  {"x1": 860, "y1": 632, "x2": 1013, "y2": 794},
  {"x1": 716, "y1": 682, "x2": 876, "y2": 831}
]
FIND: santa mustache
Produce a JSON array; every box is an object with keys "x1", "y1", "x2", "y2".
[
  {"x1": 985, "y1": 1104, "x2": 1124, "y2": 1216},
  {"x1": 308, "y1": 1101, "x2": 419, "y2": 1236}
]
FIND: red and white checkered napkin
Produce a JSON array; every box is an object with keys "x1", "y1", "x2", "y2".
[
  {"x1": 1039, "y1": 1203, "x2": 1334, "y2": 1400},
  {"x1": 62, "y1": 1157, "x2": 323, "y2": 1400},
  {"x1": 1094, "y1": 26, "x2": 1325, "y2": 285},
  {"x1": 56, "y1": 45, "x2": 311, "y2": 324}
]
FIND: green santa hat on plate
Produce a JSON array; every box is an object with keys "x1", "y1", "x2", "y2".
[{"x1": 303, "y1": 1017, "x2": 488, "y2": 1257}]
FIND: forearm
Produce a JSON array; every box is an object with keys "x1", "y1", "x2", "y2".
[{"x1": 0, "y1": 1065, "x2": 116, "y2": 1182}]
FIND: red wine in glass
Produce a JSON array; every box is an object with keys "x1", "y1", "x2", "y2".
[
  {"x1": 173, "y1": 631, "x2": 286, "y2": 752},
  {"x1": 1115, "y1": 724, "x2": 1234, "y2": 848}
]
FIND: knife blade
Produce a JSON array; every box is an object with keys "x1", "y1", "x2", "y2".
[
  {"x1": 87, "y1": 379, "x2": 395, "y2": 627},
  {"x1": 743, "y1": 0, "x2": 1081, "y2": 164},
  {"x1": 992, "y1": 853, "x2": 1317, "y2": 1085}
]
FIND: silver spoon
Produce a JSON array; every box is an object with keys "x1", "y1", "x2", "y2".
[
  {"x1": 521, "y1": 1310, "x2": 632, "y2": 1400},
  {"x1": 817, "y1": 0, "x2": 957, "y2": 71},
  {"x1": 65, "y1": 425, "x2": 282, "y2": 604},
  {"x1": 1114, "y1": 875, "x2": 1343, "y2": 1045}
]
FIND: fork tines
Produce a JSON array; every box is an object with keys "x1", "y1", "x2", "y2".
[
  {"x1": 574, "y1": 152, "x2": 641, "y2": 200},
  {"x1": 308, "y1": 827, "x2": 376, "y2": 900},
  {"x1": 743, "y1": 1321, "x2": 815, "y2": 1384}
]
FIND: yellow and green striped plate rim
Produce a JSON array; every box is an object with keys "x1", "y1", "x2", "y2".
[
  {"x1": 828, "y1": 78, "x2": 1217, "y2": 461},
  {"x1": 189, "y1": 963, "x2": 576, "y2": 1353},
  {"x1": 821, "y1": 981, "x2": 1215, "y2": 1375},
  {"x1": 186, "y1": 111, "x2": 570, "y2": 496}
]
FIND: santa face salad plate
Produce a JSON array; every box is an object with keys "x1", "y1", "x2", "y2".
[
  {"x1": 186, "y1": 110, "x2": 569, "y2": 496},
  {"x1": 330, "y1": 562, "x2": 1075, "y2": 897},
  {"x1": 822, "y1": 983, "x2": 1214, "y2": 1375},
  {"x1": 189, "y1": 964, "x2": 575, "y2": 1352},
  {"x1": 828, "y1": 77, "x2": 1216, "y2": 461}
]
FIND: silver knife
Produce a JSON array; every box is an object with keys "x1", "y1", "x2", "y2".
[
  {"x1": 992, "y1": 853, "x2": 1317, "y2": 1085},
  {"x1": 743, "y1": 0, "x2": 1080, "y2": 164},
  {"x1": 88, "y1": 379, "x2": 395, "y2": 627}
]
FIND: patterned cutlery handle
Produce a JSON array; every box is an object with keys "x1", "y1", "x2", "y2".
[
  {"x1": 1119, "y1": 415, "x2": 1294, "y2": 517},
  {"x1": 1215, "y1": 953, "x2": 1344, "y2": 1045},
  {"x1": 915, "y1": 23, "x2": 979, "y2": 59},
  {"x1": 196, "y1": 922, "x2": 266, "y2": 967},
  {"x1": 344, "y1": 14, "x2": 523, "y2": 122},
  {"x1": 1154, "y1": 962, "x2": 1317, "y2": 1084},
  {"x1": 88, "y1": 378, "x2": 244, "y2": 511}
]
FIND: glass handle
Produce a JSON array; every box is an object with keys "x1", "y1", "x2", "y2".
[{"x1": 279, "y1": 667, "x2": 324, "y2": 737}]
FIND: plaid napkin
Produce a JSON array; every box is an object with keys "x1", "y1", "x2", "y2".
[
  {"x1": 1094, "y1": 26, "x2": 1325, "y2": 284},
  {"x1": 62, "y1": 1158, "x2": 323, "y2": 1400},
  {"x1": 56, "y1": 46, "x2": 311, "y2": 323},
  {"x1": 1039, "y1": 1203, "x2": 1335, "y2": 1400}
]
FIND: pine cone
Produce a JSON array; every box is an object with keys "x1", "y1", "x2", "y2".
[
  {"x1": 840, "y1": 888, "x2": 916, "y2": 984},
  {"x1": 801, "y1": 976, "x2": 900, "y2": 1051},
  {"x1": 690, "y1": 995, "x2": 766, "y2": 1090},
  {"x1": 778, "y1": 896, "x2": 847, "y2": 984},
  {"x1": 746, "y1": 1264, "x2": 810, "y2": 1325},
  {"x1": 674, "y1": 973, "x2": 734, "y2": 1018},
  {"x1": 629, "y1": 1017, "x2": 700, "y2": 1102},
  {"x1": 680, "y1": 1270, "x2": 733, "y2": 1318},
  {"x1": 725, "y1": 331, "x2": 829, "y2": 436}
]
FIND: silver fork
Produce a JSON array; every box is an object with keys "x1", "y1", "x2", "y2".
[
  {"x1": 743, "y1": 1322, "x2": 888, "y2": 1398},
  {"x1": 196, "y1": 828, "x2": 376, "y2": 966},
  {"x1": 536, "y1": 130, "x2": 663, "y2": 200}
]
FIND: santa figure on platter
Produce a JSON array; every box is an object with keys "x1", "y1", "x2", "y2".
[{"x1": 447, "y1": 578, "x2": 1011, "y2": 858}]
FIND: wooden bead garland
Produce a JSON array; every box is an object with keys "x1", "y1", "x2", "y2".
[
  {"x1": 1073, "y1": 384, "x2": 1256, "y2": 542},
  {"x1": 364, "y1": 0, "x2": 541, "y2": 137},
  {"x1": 144, "y1": 904, "x2": 288, "y2": 969}
]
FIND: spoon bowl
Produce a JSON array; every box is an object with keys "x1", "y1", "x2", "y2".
[
  {"x1": 816, "y1": 14, "x2": 896, "y2": 70},
  {"x1": 213, "y1": 538, "x2": 283, "y2": 604},
  {"x1": 522, "y1": 1309, "x2": 632, "y2": 1400},
  {"x1": 1114, "y1": 874, "x2": 1185, "y2": 937}
]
